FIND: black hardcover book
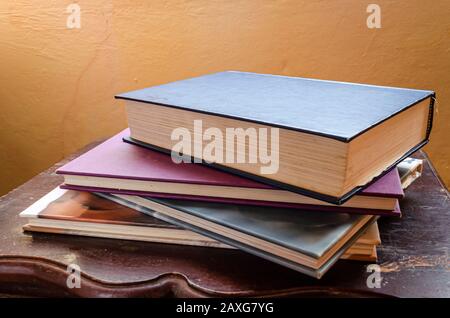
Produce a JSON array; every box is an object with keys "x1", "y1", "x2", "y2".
[{"x1": 117, "y1": 71, "x2": 434, "y2": 204}]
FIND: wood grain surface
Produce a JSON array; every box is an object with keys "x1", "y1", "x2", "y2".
[{"x1": 0, "y1": 145, "x2": 448, "y2": 298}]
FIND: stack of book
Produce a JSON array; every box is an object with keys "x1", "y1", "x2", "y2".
[{"x1": 20, "y1": 71, "x2": 434, "y2": 278}]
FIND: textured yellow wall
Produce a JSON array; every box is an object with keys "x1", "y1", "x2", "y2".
[{"x1": 0, "y1": 0, "x2": 449, "y2": 196}]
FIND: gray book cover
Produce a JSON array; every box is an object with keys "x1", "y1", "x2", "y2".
[
  {"x1": 109, "y1": 194, "x2": 376, "y2": 278},
  {"x1": 116, "y1": 71, "x2": 433, "y2": 141},
  {"x1": 118, "y1": 71, "x2": 434, "y2": 205}
]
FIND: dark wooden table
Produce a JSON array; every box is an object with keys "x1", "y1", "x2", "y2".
[{"x1": 0, "y1": 148, "x2": 448, "y2": 297}]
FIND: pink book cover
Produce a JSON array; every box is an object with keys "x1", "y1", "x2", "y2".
[{"x1": 57, "y1": 129, "x2": 404, "y2": 216}]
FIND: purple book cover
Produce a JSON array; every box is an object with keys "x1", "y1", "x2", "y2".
[
  {"x1": 57, "y1": 129, "x2": 403, "y2": 215},
  {"x1": 60, "y1": 183, "x2": 401, "y2": 216}
]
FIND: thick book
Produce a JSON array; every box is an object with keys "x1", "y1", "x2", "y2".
[
  {"x1": 116, "y1": 71, "x2": 434, "y2": 204},
  {"x1": 19, "y1": 187, "x2": 379, "y2": 262},
  {"x1": 57, "y1": 129, "x2": 403, "y2": 216},
  {"x1": 107, "y1": 193, "x2": 377, "y2": 278}
]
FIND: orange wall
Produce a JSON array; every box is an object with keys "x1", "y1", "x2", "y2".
[{"x1": 0, "y1": 0, "x2": 449, "y2": 195}]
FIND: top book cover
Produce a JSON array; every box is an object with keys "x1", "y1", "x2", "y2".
[
  {"x1": 116, "y1": 71, "x2": 434, "y2": 204},
  {"x1": 116, "y1": 71, "x2": 434, "y2": 141}
]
